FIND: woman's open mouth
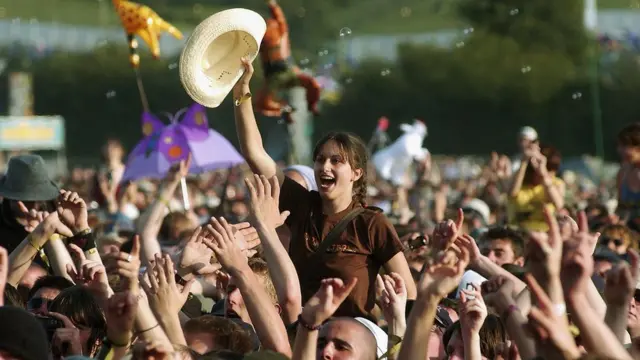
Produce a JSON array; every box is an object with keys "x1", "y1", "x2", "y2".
[{"x1": 319, "y1": 175, "x2": 336, "y2": 191}]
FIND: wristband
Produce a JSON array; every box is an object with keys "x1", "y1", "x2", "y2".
[
  {"x1": 69, "y1": 230, "x2": 96, "y2": 252},
  {"x1": 297, "y1": 315, "x2": 321, "y2": 331},
  {"x1": 174, "y1": 272, "x2": 188, "y2": 286}
]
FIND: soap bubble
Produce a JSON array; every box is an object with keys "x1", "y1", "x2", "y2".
[
  {"x1": 339, "y1": 27, "x2": 352, "y2": 37},
  {"x1": 509, "y1": 8, "x2": 519, "y2": 15},
  {"x1": 381, "y1": 69, "x2": 391, "y2": 76},
  {"x1": 106, "y1": 91, "x2": 116, "y2": 98},
  {"x1": 317, "y1": 49, "x2": 329, "y2": 56},
  {"x1": 456, "y1": 42, "x2": 465, "y2": 48},
  {"x1": 299, "y1": 58, "x2": 310, "y2": 66},
  {"x1": 463, "y1": 27, "x2": 474, "y2": 35},
  {"x1": 520, "y1": 66, "x2": 532, "y2": 73},
  {"x1": 572, "y1": 92, "x2": 583, "y2": 100},
  {"x1": 168, "y1": 63, "x2": 177, "y2": 70}
]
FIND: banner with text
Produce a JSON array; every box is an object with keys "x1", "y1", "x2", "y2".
[{"x1": 0, "y1": 116, "x2": 65, "y2": 150}]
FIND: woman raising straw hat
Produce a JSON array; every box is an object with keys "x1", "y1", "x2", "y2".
[{"x1": 232, "y1": 58, "x2": 417, "y2": 319}]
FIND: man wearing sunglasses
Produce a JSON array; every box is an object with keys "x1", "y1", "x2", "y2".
[{"x1": 25, "y1": 276, "x2": 73, "y2": 315}]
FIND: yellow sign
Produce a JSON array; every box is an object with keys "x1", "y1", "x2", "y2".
[{"x1": 0, "y1": 116, "x2": 65, "y2": 150}]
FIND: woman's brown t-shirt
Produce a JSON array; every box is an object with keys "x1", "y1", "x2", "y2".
[{"x1": 279, "y1": 176, "x2": 403, "y2": 319}]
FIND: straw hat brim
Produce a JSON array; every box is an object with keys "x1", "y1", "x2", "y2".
[{"x1": 180, "y1": 8, "x2": 267, "y2": 108}]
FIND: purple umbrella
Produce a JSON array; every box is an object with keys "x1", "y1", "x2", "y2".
[{"x1": 122, "y1": 103, "x2": 244, "y2": 182}]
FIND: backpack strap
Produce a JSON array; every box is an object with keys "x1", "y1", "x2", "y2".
[{"x1": 315, "y1": 207, "x2": 366, "y2": 255}]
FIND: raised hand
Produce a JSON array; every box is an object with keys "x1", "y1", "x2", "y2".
[
  {"x1": 231, "y1": 221, "x2": 261, "y2": 249},
  {"x1": 375, "y1": 273, "x2": 407, "y2": 328},
  {"x1": 234, "y1": 57, "x2": 255, "y2": 94},
  {"x1": 526, "y1": 208, "x2": 563, "y2": 281},
  {"x1": 482, "y1": 275, "x2": 516, "y2": 316},
  {"x1": 202, "y1": 217, "x2": 249, "y2": 276},
  {"x1": 178, "y1": 227, "x2": 219, "y2": 275},
  {"x1": 459, "y1": 283, "x2": 488, "y2": 336},
  {"x1": 67, "y1": 244, "x2": 111, "y2": 301},
  {"x1": 22, "y1": 205, "x2": 74, "y2": 238},
  {"x1": 245, "y1": 175, "x2": 290, "y2": 229},
  {"x1": 418, "y1": 246, "x2": 470, "y2": 300},
  {"x1": 525, "y1": 274, "x2": 580, "y2": 359},
  {"x1": 49, "y1": 312, "x2": 84, "y2": 357},
  {"x1": 105, "y1": 291, "x2": 138, "y2": 347},
  {"x1": 301, "y1": 278, "x2": 358, "y2": 328},
  {"x1": 530, "y1": 152, "x2": 548, "y2": 176},
  {"x1": 431, "y1": 208, "x2": 465, "y2": 254},
  {"x1": 165, "y1": 153, "x2": 192, "y2": 184},
  {"x1": 604, "y1": 249, "x2": 639, "y2": 306},
  {"x1": 18, "y1": 201, "x2": 48, "y2": 234},
  {"x1": 141, "y1": 254, "x2": 194, "y2": 315},
  {"x1": 56, "y1": 189, "x2": 89, "y2": 234},
  {"x1": 104, "y1": 235, "x2": 141, "y2": 295},
  {"x1": 453, "y1": 233, "x2": 481, "y2": 266}
]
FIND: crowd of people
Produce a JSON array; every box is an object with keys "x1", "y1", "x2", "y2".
[{"x1": 1, "y1": 59, "x2": 640, "y2": 360}]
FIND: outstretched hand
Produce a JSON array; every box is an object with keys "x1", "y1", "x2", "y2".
[
  {"x1": 301, "y1": 278, "x2": 358, "y2": 328},
  {"x1": 245, "y1": 174, "x2": 290, "y2": 229}
]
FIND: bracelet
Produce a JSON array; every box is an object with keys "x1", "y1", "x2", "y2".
[
  {"x1": 297, "y1": 315, "x2": 321, "y2": 331},
  {"x1": 135, "y1": 323, "x2": 160, "y2": 335},
  {"x1": 234, "y1": 92, "x2": 252, "y2": 106},
  {"x1": 501, "y1": 304, "x2": 519, "y2": 322}
]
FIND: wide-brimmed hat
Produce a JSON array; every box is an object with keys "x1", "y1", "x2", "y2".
[
  {"x1": 0, "y1": 154, "x2": 59, "y2": 201},
  {"x1": 179, "y1": 8, "x2": 267, "y2": 108}
]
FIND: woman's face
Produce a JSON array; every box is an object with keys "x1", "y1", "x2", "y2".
[
  {"x1": 313, "y1": 140, "x2": 362, "y2": 202},
  {"x1": 618, "y1": 144, "x2": 640, "y2": 163}
]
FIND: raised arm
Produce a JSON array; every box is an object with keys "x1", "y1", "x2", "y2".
[
  {"x1": 233, "y1": 58, "x2": 279, "y2": 181},
  {"x1": 246, "y1": 175, "x2": 301, "y2": 324},
  {"x1": 267, "y1": 0, "x2": 288, "y2": 34}
]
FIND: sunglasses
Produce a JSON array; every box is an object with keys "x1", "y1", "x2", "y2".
[
  {"x1": 408, "y1": 235, "x2": 428, "y2": 250},
  {"x1": 600, "y1": 236, "x2": 624, "y2": 248},
  {"x1": 27, "y1": 297, "x2": 50, "y2": 311}
]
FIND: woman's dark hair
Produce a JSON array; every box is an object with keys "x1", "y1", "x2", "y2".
[
  {"x1": 4, "y1": 284, "x2": 24, "y2": 308},
  {"x1": 313, "y1": 132, "x2": 369, "y2": 205},
  {"x1": 48, "y1": 286, "x2": 107, "y2": 356},
  {"x1": 618, "y1": 123, "x2": 640, "y2": 147},
  {"x1": 28, "y1": 275, "x2": 74, "y2": 300},
  {"x1": 443, "y1": 315, "x2": 507, "y2": 359}
]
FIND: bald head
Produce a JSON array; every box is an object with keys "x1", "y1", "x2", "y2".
[{"x1": 317, "y1": 317, "x2": 377, "y2": 360}]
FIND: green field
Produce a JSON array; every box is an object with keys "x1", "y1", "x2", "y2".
[{"x1": 2, "y1": 0, "x2": 637, "y2": 35}]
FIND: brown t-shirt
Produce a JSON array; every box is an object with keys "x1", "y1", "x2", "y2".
[{"x1": 278, "y1": 176, "x2": 403, "y2": 319}]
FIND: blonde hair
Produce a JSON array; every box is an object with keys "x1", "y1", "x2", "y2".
[{"x1": 248, "y1": 257, "x2": 277, "y2": 304}]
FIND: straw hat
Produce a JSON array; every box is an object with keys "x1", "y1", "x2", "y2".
[{"x1": 179, "y1": 8, "x2": 267, "y2": 108}]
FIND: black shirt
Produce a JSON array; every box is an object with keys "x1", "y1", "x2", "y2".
[{"x1": 0, "y1": 200, "x2": 29, "y2": 254}]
